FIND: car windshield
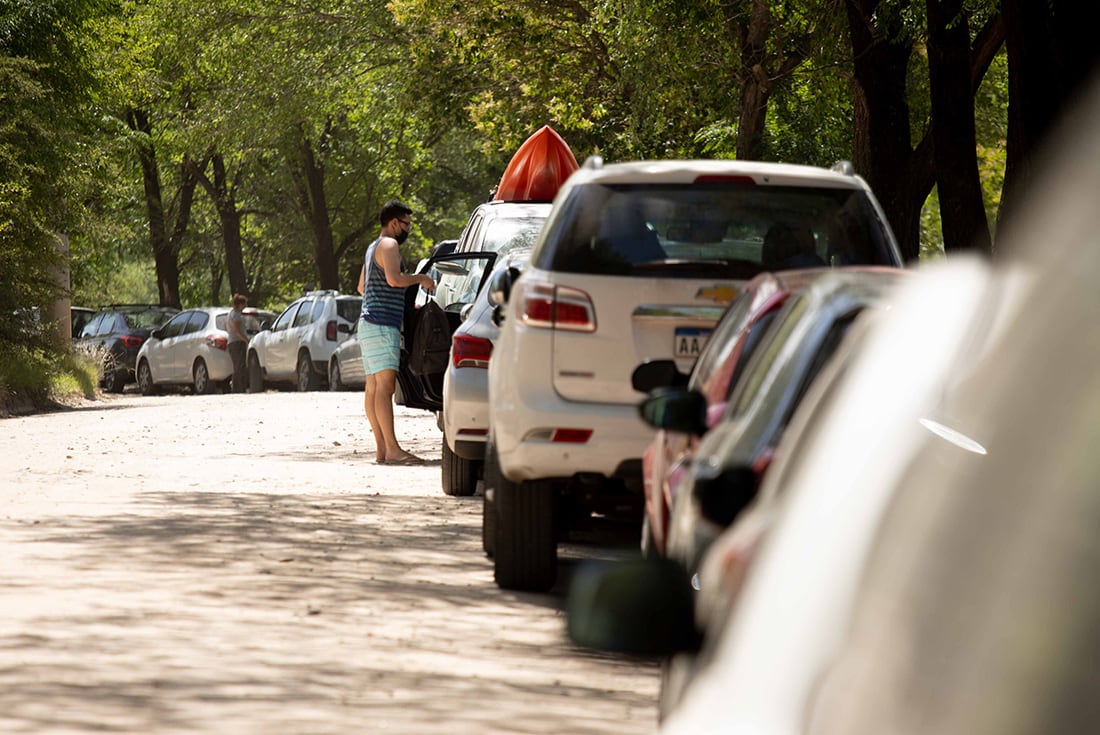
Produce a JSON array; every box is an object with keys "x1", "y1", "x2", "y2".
[
  {"x1": 122, "y1": 308, "x2": 177, "y2": 330},
  {"x1": 537, "y1": 182, "x2": 897, "y2": 277},
  {"x1": 482, "y1": 216, "x2": 545, "y2": 255}
]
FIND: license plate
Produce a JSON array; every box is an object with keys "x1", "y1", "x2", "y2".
[{"x1": 674, "y1": 327, "x2": 711, "y2": 359}]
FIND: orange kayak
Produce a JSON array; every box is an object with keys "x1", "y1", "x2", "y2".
[{"x1": 493, "y1": 125, "x2": 579, "y2": 202}]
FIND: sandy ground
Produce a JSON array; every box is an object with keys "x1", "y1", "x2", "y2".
[{"x1": 0, "y1": 389, "x2": 658, "y2": 734}]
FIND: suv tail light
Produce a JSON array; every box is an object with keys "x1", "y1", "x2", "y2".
[
  {"x1": 326, "y1": 320, "x2": 338, "y2": 341},
  {"x1": 520, "y1": 284, "x2": 596, "y2": 332},
  {"x1": 206, "y1": 335, "x2": 228, "y2": 351},
  {"x1": 452, "y1": 334, "x2": 492, "y2": 369},
  {"x1": 119, "y1": 335, "x2": 144, "y2": 349}
]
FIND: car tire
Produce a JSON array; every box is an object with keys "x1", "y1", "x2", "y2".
[
  {"x1": 328, "y1": 358, "x2": 344, "y2": 392},
  {"x1": 103, "y1": 356, "x2": 126, "y2": 393},
  {"x1": 494, "y1": 469, "x2": 557, "y2": 592},
  {"x1": 247, "y1": 352, "x2": 264, "y2": 393},
  {"x1": 482, "y1": 437, "x2": 500, "y2": 558},
  {"x1": 441, "y1": 438, "x2": 480, "y2": 497},
  {"x1": 193, "y1": 359, "x2": 215, "y2": 395},
  {"x1": 137, "y1": 360, "x2": 157, "y2": 396},
  {"x1": 297, "y1": 351, "x2": 320, "y2": 392}
]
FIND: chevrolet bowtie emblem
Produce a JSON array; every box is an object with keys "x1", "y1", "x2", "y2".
[{"x1": 695, "y1": 285, "x2": 739, "y2": 304}]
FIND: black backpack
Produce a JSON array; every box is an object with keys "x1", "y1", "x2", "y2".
[{"x1": 407, "y1": 299, "x2": 451, "y2": 375}]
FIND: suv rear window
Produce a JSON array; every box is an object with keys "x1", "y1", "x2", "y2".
[
  {"x1": 336, "y1": 297, "x2": 361, "y2": 322},
  {"x1": 536, "y1": 182, "x2": 897, "y2": 278}
]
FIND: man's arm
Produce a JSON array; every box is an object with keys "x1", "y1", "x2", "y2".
[{"x1": 376, "y1": 238, "x2": 435, "y2": 291}]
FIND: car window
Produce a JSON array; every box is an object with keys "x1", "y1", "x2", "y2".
[
  {"x1": 98, "y1": 313, "x2": 123, "y2": 335},
  {"x1": 457, "y1": 212, "x2": 485, "y2": 252},
  {"x1": 243, "y1": 312, "x2": 273, "y2": 334},
  {"x1": 292, "y1": 300, "x2": 314, "y2": 328},
  {"x1": 336, "y1": 297, "x2": 360, "y2": 322},
  {"x1": 271, "y1": 303, "x2": 299, "y2": 332},
  {"x1": 71, "y1": 310, "x2": 94, "y2": 337},
  {"x1": 311, "y1": 299, "x2": 327, "y2": 321},
  {"x1": 184, "y1": 311, "x2": 209, "y2": 334},
  {"x1": 215, "y1": 314, "x2": 227, "y2": 331},
  {"x1": 159, "y1": 311, "x2": 192, "y2": 339},
  {"x1": 728, "y1": 295, "x2": 809, "y2": 417},
  {"x1": 537, "y1": 182, "x2": 897, "y2": 277},
  {"x1": 81, "y1": 313, "x2": 104, "y2": 339},
  {"x1": 479, "y1": 216, "x2": 545, "y2": 255},
  {"x1": 124, "y1": 308, "x2": 177, "y2": 330}
]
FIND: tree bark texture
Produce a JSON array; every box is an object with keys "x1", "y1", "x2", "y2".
[
  {"x1": 296, "y1": 133, "x2": 339, "y2": 292},
  {"x1": 193, "y1": 154, "x2": 248, "y2": 299},
  {"x1": 844, "y1": 0, "x2": 920, "y2": 261},
  {"x1": 927, "y1": 0, "x2": 992, "y2": 254},
  {"x1": 127, "y1": 108, "x2": 182, "y2": 309}
]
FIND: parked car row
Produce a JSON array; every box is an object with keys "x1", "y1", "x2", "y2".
[
  {"x1": 473, "y1": 156, "x2": 905, "y2": 592},
  {"x1": 558, "y1": 86, "x2": 1100, "y2": 733},
  {"x1": 135, "y1": 306, "x2": 276, "y2": 395},
  {"x1": 75, "y1": 289, "x2": 359, "y2": 396}
]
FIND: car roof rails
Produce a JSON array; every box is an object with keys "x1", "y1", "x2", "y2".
[
  {"x1": 581, "y1": 155, "x2": 604, "y2": 170},
  {"x1": 831, "y1": 160, "x2": 855, "y2": 176}
]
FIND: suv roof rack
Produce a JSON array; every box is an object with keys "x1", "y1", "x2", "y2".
[
  {"x1": 581, "y1": 155, "x2": 604, "y2": 170},
  {"x1": 831, "y1": 160, "x2": 855, "y2": 176}
]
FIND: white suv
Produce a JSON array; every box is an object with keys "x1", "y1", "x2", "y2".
[
  {"x1": 484, "y1": 157, "x2": 904, "y2": 590},
  {"x1": 247, "y1": 290, "x2": 361, "y2": 392}
]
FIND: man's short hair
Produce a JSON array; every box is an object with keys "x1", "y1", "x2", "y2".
[{"x1": 379, "y1": 200, "x2": 412, "y2": 226}]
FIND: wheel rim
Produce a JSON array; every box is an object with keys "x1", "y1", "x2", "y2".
[
  {"x1": 138, "y1": 364, "x2": 151, "y2": 392},
  {"x1": 298, "y1": 355, "x2": 311, "y2": 391},
  {"x1": 195, "y1": 361, "x2": 208, "y2": 393}
]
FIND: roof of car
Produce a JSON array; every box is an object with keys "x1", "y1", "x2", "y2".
[
  {"x1": 565, "y1": 159, "x2": 868, "y2": 190},
  {"x1": 473, "y1": 200, "x2": 553, "y2": 217}
]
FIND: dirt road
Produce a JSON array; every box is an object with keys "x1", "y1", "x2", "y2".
[{"x1": 0, "y1": 390, "x2": 658, "y2": 734}]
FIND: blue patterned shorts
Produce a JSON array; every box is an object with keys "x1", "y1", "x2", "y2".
[{"x1": 357, "y1": 320, "x2": 400, "y2": 374}]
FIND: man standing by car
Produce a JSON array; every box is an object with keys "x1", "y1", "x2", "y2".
[
  {"x1": 227, "y1": 293, "x2": 249, "y2": 393},
  {"x1": 357, "y1": 200, "x2": 435, "y2": 464}
]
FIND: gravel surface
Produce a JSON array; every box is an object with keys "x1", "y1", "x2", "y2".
[{"x1": 0, "y1": 390, "x2": 658, "y2": 734}]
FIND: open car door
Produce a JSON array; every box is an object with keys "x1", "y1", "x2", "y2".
[{"x1": 397, "y1": 250, "x2": 499, "y2": 412}]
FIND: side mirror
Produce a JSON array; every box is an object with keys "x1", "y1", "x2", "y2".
[
  {"x1": 488, "y1": 266, "x2": 521, "y2": 307},
  {"x1": 433, "y1": 260, "x2": 470, "y2": 276},
  {"x1": 490, "y1": 304, "x2": 505, "y2": 328},
  {"x1": 260, "y1": 320, "x2": 272, "y2": 331},
  {"x1": 693, "y1": 464, "x2": 759, "y2": 527},
  {"x1": 566, "y1": 557, "x2": 701, "y2": 657},
  {"x1": 460, "y1": 303, "x2": 475, "y2": 323},
  {"x1": 632, "y1": 359, "x2": 689, "y2": 393},
  {"x1": 337, "y1": 323, "x2": 353, "y2": 334},
  {"x1": 638, "y1": 388, "x2": 708, "y2": 436},
  {"x1": 150, "y1": 328, "x2": 164, "y2": 340}
]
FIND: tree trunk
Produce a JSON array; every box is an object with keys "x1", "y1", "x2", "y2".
[
  {"x1": 192, "y1": 154, "x2": 248, "y2": 298},
  {"x1": 735, "y1": 0, "x2": 771, "y2": 161},
  {"x1": 296, "y1": 133, "x2": 339, "y2": 291},
  {"x1": 927, "y1": 0, "x2": 992, "y2": 254},
  {"x1": 844, "y1": 0, "x2": 919, "y2": 261},
  {"x1": 127, "y1": 108, "x2": 181, "y2": 309}
]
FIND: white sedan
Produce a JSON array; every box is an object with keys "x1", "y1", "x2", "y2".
[
  {"x1": 136, "y1": 307, "x2": 275, "y2": 395},
  {"x1": 440, "y1": 249, "x2": 531, "y2": 497}
]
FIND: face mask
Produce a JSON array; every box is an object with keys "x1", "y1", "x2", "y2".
[{"x1": 395, "y1": 229, "x2": 409, "y2": 245}]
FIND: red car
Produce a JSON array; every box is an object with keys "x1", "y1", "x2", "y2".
[{"x1": 636, "y1": 268, "x2": 828, "y2": 557}]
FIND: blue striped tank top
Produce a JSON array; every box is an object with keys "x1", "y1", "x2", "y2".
[{"x1": 360, "y1": 238, "x2": 406, "y2": 328}]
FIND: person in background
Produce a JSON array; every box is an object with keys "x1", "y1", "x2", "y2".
[
  {"x1": 357, "y1": 200, "x2": 436, "y2": 464},
  {"x1": 227, "y1": 293, "x2": 250, "y2": 393}
]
